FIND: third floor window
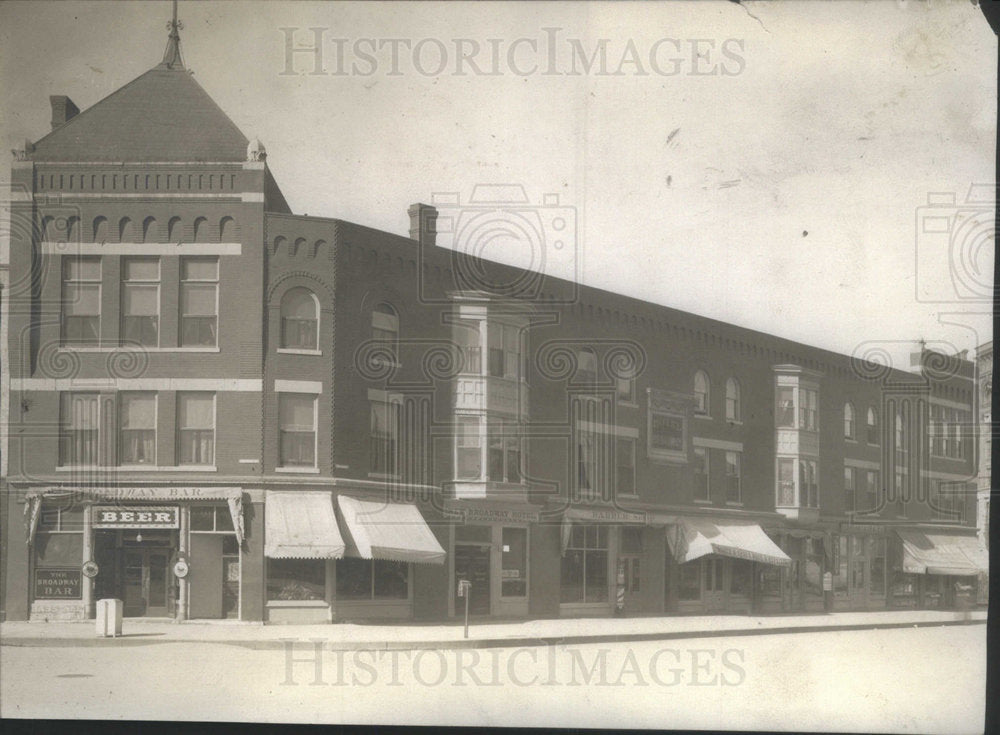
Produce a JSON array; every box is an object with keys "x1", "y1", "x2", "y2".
[{"x1": 179, "y1": 257, "x2": 218, "y2": 347}]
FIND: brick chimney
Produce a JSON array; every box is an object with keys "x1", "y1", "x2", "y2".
[
  {"x1": 408, "y1": 203, "x2": 438, "y2": 247},
  {"x1": 50, "y1": 96, "x2": 80, "y2": 130}
]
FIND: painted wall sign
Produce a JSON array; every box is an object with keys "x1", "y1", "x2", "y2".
[
  {"x1": 463, "y1": 508, "x2": 540, "y2": 524},
  {"x1": 569, "y1": 508, "x2": 648, "y2": 524},
  {"x1": 34, "y1": 569, "x2": 82, "y2": 599},
  {"x1": 92, "y1": 506, "x2": 179, "y2": 529}
]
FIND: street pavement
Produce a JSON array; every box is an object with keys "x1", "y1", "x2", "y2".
[
  {"x1": 0, "y1": 607, "x2": 987, "y2": 650},
  {"x1": 0, "y1": 623, "x2": 986, "y2": 731}
]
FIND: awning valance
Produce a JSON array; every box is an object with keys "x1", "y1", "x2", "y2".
[
  {"x1": 337, "y1": 496, "x2": 445, "y2": 565},
  {"x1": 896, "y1": 529, "x2": 988, "y2": 576},
  {"x1": 265, "y1": 491, "x2": 344, "y2": 559},
  {"x1": 668, "y1": 517, "x2": 792, "y2": 567}
]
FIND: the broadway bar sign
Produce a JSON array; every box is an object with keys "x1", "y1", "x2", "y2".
[{"x1": 92, "y1": 506, "x2": 180, "y2": 529}]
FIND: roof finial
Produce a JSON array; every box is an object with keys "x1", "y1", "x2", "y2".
[{"x1": 160, "y1": 0, "x2": 184, "y2": 69}]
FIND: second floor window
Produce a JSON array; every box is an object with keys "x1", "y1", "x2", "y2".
[
  {"x1": 616, "y1": 437, "x2": 635, "y2": 496},
  {"x1": 725, "y1": 451, "x2": 741, "y2": 503},
  {"x1": 844, "y1": 466, "x2": 857, "y2": 512},
  {"x1": 280, "y1": 288, "x2": 318, "y2": 350},
  {"x1": 865, "y1": 470, "x2": 880, "y2": 512},
  {"x1": 119, "y1": 393, "x2": 156, "y2": 465},
  {"x1": 279, "y1": 393, "x2": 316, "y2": 468},
  {"x1": 488, "y1": 419, "x2": 522, "y2": 483},
  {"x1": 799, "y1": 459, "x2": 818, "y2": 508},
  {"x1": 895, "y1": 411, "x2": 906, "y2": 452},
  {"x1": 180, "y1": 257, "x2": 218, "y2": 347},
  {"x1": 455, "y1": 415, "x2": 482, "y2": 480},
  {"x1": 178, "y1": 392, "x2": 215, "y2": 465},
  {"x1": 776, "y1": 387, "x2": 795, "y2": 427},
  {"x1": 725, "y1": 378, "x2": 741, "y2": 422},
  {"x1": 693, "y1": 446, "x2": 710, "y2": 501},
  {"x1": 372, "y1": 303, "x2": 399, "y2": 361},
  {"x1": 777, "y1": 457, "x2": 795, "y2": 505},
  {"x1": 369, "y1": 399, "x2": 399, "y2": 476},
  {"x1": 62, "y1": 257, "x2": 101, "y2": 344},
  {"x1": 577, "y1": 348, "x2": 598, "y2": 387},
  {"x1": 488, "y1": 324, "x2": 522, "y2": 380},
  {"x1": 59, "y1": 393, "x2": 99, "y2": 465},
  {"x1": 121, "y1": 257, "x2": 159, "y2": 347}
]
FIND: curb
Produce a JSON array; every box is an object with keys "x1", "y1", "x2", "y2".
[{"x1": 0, "y1": 618, "x2": 984, "y2": 651}]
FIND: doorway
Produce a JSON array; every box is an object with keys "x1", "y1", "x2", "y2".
[
  {"x1": 123, "y1": 548, "x2": 172, "y2": 617},
  {"x1": 454, "y1": 544, "x2": 491, "y2": 616}
]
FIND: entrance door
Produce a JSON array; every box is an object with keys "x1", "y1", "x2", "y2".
[
  {"x1": 454, "y1": 544, "x2": 491, "y2": 616},
  {"x1": 703, "y1": 558, "x2": 727, "y2": 612},
  {"x1": 123, "y1": 549, "x2": 171, "y2": 617},
  {"x1": 620, "y1": 555, "x2": 642, "y2": 611}
]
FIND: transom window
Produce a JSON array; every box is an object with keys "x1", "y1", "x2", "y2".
[{"x1": 280, "y1": 288, "x2": 318, "y2": 350}]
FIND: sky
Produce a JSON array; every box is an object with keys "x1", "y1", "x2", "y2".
[{"x1": 0, "y1": 0, "x2": 995, "y2": 369}]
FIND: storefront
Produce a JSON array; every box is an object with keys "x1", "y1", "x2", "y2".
[
  {"x1": 828, "y1": 526, "x2": 888, "y2": 612},
  {"x1": 263, "y1": 490, "x2": 445, "y2": 624},
  {"x1": 23, "y1": 486, "x2": 247, "y2": 622},
  {"x1": 889, "y1": 527, "x2": 988, "y2": 610},
  {"x1": 665, "y1": 516, "x2": 792, "y2": 615},
  {"x1": 446, "y1": 504, "x2": 537, "y2": 619}
]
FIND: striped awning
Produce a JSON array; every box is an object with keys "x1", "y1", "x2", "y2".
[
  {"x1": 668, "y1": 517, "x2": 792, "y2": 568},
  {"x1": 896, "y1": 529, "x2": 988, "y2": 576},
  {"x1": 337, "y1": 496, "x2": 445, "y2": 565},
  {"x1": 265, "y1": 491, "x2": 344, "y2": 559}
]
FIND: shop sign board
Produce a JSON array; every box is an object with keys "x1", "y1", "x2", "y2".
[
  {"x1": 35, "y1": 569, "x2": 82, "y2": 599},
  {"x1": 92, "y1": 506, "x2": 179, "y2": 529},
  {"x1": 463, "y1": 508, "x2": 540, "y2": 524}
]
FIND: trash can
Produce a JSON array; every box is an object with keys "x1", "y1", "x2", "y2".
[{"x1": 96, "y1": 598, "x2": 123, "y2": 637}]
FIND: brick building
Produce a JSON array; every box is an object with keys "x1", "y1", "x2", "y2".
[{"x1": 1, "y1": 17, "x2": 988, "y2": 623}]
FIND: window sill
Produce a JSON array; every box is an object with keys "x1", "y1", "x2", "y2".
[
  {"x1": 277, "y1": 348, "x2": 322, "y2": 356},
  {"x1": 725, "y1": 501, "x2": 744, "y2": 507},
  {"x1": 276, "y1": 466, "x2": 320, "y2": 474},
  {"x1": 693, "y1": 498, "x2": 713, "y2": 504},
  {"x1": 617, "y1": 401, "x2": 638, "y2": 409},
  {"x1": 367, "y1": 472, "x2": 402, "y2": 481},
  {"x1": 266, "y1": 600, "x2": 328, "y2": 608},
  {"x1": 59, "y1": 346, "x2": 221, "y2": 353},
  {"x1": 725, "y1": 419, "x2": 744, "y2": 426},
  {"x1": 694, "y1": 413, "x2": 712, "y2": 421},
  {"x1": 56, "y1": 464, "x2": 217, "y2": 472},
  {"x1": 845, "y1": 438, "x2": 858, "y2": 444}
]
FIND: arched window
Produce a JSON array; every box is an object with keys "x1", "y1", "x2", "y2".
[
  {"x1": 577, "y1": 348, "x2": 598, "y2": 385},
  {"x1": 372, "y1": 303, "x2": 398, "y2": 360},
  {"x1": 844, "y1": 402, "x2": 856, "y2": 439},
  {"x1": 142, "y1": 217, "x2": 159, "y2": 244},
  {"x1": 866, "y1": 407, "x2": 879, "y2": 445},
  {"x1": 219, "y1": 216, "x2": 237, "y2": 241},
  {"x1": 193, "y1": 216, "x2": 209, "y2": 243},
  {"x1": 725, "y1": 377, "x2": 741, "y2": 422},
  {"x1": 693, "y1": 370, "x2": 710, "y2": 415},
  {"x1": 280, "y1": 288, "x2": 319, "y2": 350},
  {"x1": 167, "y1": 216, "x2": 182, "y2": 242},
  {"x1": 92, "y1": 216, "x2": 108, "y2": 243},
  {"x1": 118, "y1": 217, "x2": 135, "y2": 242}
]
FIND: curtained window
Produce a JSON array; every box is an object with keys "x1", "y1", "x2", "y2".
[
  {"x1": 280, "y1": 288, "x2": 318, "y2": 350},
  {"x1": 180, "y1": 257, "x2": 218, "y2": 347},
  {"x1": 119, "y1": 393, "x2": 156, "y2": 465},
  {"x1": 59, "y1": 393, "x2": 99, "y2": 465},
  {"x1": 62, "y1": 257, "x2": 101, "y2": 344},
  {"x1": 279, "y1": 394, "x2": 316, "y2": 467},
  {"x1": 121, "y1": 257, "x2": 159, "y2": 346},
  {"x1": 178, "y1": 393, "x2": 215, "y2": 465}
]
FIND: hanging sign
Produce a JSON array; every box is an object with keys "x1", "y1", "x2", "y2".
[{"x1": 82, "y1": 560, "x2": 100, "y2": 578}]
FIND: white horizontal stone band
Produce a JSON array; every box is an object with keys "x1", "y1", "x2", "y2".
[
  {"x1": 692, "y1": 436, "x2": 744, "y2": 452},
  {"x1": 42, "y1": 241, "x2": 242, "y2": 256},
  {"x1": 13, "y1": 378, "x2": 262, "y2": 391}
]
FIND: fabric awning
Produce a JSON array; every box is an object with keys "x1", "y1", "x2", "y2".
[
  {"x1": 896, "y1": 529, "x2": 988, "y2": 576},
  {"x1": 668, "y1": 517, "x2": 792, "y2": 567},
  {"x1": 337, "y1": 496, "x2": 446, "y2": 565},
  {"x1": 265, "y1": 491, "x2": 344, "y2": 559}
]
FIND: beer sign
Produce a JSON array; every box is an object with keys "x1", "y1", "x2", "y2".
[{"x1": 92, "y1": 506, "x2": 179, "y2": 529}]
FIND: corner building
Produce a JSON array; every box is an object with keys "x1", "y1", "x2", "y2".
[{"x1": 1, "y1": 22, "x2": 987, "y2": 623}]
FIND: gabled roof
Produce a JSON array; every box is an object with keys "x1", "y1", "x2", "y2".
[{"x1": 30, "y1": 64, "x2": 249, "y2": 162}]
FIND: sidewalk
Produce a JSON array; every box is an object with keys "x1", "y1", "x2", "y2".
[{"x1": 0, "y1": 608, "x2": 986, "y2": 651}]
